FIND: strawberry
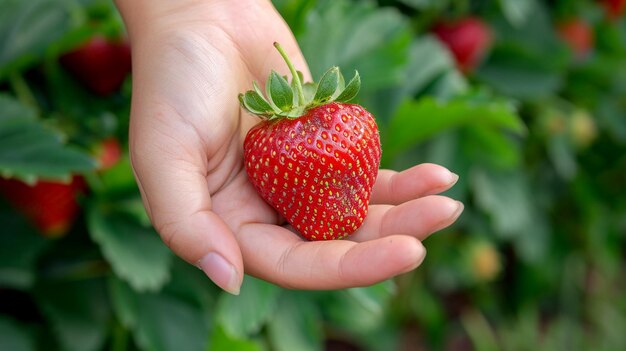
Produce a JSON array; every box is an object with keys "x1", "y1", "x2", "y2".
[
  {"x1": 0, "y1": 176, "x2": 86, "y2": 237},
  {"x1": 556, "y1": 18, "x2": 594, "y2": 59},
  {"x1": 95, "y1": 137, "x2": 123, "y2": 170},
  {"x1": 59, "y1": 35, "x2": 132, "y2": 96},
  {"x1": 240, "y1": 43, "x2": 381, "y2": 241},
  {"x1": 600, "y1": 0, "x2": 626, "y2": 21},
  {"x1": 569, "y1": 110, "x2": 597, "y2": 149},
  {"x1": 467, "y1": 241, "x2": 501, "y2": 282},
  {"x1": 432, "y1": 17, "x2": 493, "y2": 73}
]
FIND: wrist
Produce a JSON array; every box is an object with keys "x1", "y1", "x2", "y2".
[
  {"x1": 114, "y1": 0, "x2": 271, "y2": 41},
  {"x1": 114, "y1": 0, "x2": 209, "y2": 40}
]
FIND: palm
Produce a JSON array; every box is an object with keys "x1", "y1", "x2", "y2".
[{"x1": 127, "y1": 0, "x2": 463, "y2": 291}]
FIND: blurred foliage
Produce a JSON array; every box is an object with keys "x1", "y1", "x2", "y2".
[{"x1": 1, "y1": 0, "x2": 626, "y2": 350}]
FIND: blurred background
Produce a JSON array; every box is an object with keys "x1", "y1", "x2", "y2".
[{"x1": 1, "y1": 0, "x2": 625, "y2": 350}]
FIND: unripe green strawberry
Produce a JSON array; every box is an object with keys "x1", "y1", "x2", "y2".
[
  {"x1": 466, "y1": 241, "x2": 501, "y2": 282},
  {"x1": 240, "y1": 43, "x2": 381, "y2": 240}
]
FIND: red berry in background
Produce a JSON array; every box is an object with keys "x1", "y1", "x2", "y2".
[
  {"x1": 0, "y1": 176, "x2": 86, "y2": 237},
  {"x1": 556, "y1": 19, "x2": 594, "y2": 59},
  {"x1": 600, "y1": 0, "x2": 626, "y2": 21},
  {"x1": 59, "y1": 35, "x2": 131, "y2": 96},
  {"x1": 432, "y1": 17, "x2": 493, "y2": 73},
  {"x1": 95, "y1": 137, "x2": 123, "y2": 170},
  {"x1": 240, "y1": 43, "x2": 381, "y2": 241}
]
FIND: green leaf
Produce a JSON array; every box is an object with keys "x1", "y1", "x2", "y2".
[
  {"x1": 0, "y1": 212, "x2": 48, "y2": 289},
  {"x1": 398, "y1": 0, "x2": 450, "y2": 10},
  {"x1": 0, "y1": 94, "x2": 96, "y2": 181},
  {"x1": 427, "y1": 69, "x2": 468, "y2": 99},
  {"x1": 323, "y1": 282, "x2": 394, "y2": 334},
  {"x1": 335, "y1": 71, "x2": 361, "y2": 102},
  {"x1": 471, "y1": 170, "x2": 530, "y2": 239},
  {"x1": 384, "y1": 96, "x2": 525, "y2": 161},
  {"x1": 476, "y1": 4, "x2": 568, "y2": 100},
  {"x1": 109, "y1": 277, "x2": 209, "y2": 351},
  {"x1": 312, "y1": 66, "x2": 340, "y2": 104},
  {"x1": 407, "y1": 36, "x2": 462, "y2": 97},
  {"x1": 547, "y1": 134, "x2": 578, "y2": 180},
  {"x1": 362, "y1": 36, "x2": 462, "y2": 123},
  {"x1": 345, "y1": 280, "x2": 396, "y2": 316},
  {"x1": 216, "y1": 275, "x2": 281, "y2": 337},
  {"x1": 410, "y1": 285, "x2": 446, "y2": 331},
  {"x1": 267, "y1": 70, "x2": 293, "y2": 111},
  {"x1": 302, "y1": 82, "x2": 317, "y2": 103},
  {"x1": 0, "y1": 316, "x2": 36, "y2": 351},
  {"x1": 162, "y1": 258, "x2": 218, "y2": 312},
  {"x1": 298, "y1": 0, "x2": 412, "y2": 94},
  {"x1": 0, "y1": 0, "x2": 73, "y2": 76},
  {"x1": 267, "y1": 292, "x2": 323, "y2": 351},
  {"x1": 241, "y1": 90, "x2": 274, "y2": 116},
  {"x1": 87, "y1": 203, "x2": 173, "y2": 292},
  {"x1": 91, "y1": 156, "x2": 139, "y2": 196},
  {"x1": 209, "y1": 325, "x2": 264, "y2": 351},
  {"x1": 476, "y1": 46, "x2": 564, "y2": 99},
  {"x1": 471, "y1": 169, "x2": 549, "y2": 262},
  {"x1": 33, "y1": 278, "x2": 111, "y2": 351},
  {"x1": 462, "y1": 125, "x2": 522, "y2": 169},
  {"x1": 498, "y1": 0, "x2": 537, "y2": 27}
]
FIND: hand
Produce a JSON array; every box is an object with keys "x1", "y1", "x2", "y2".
[{"x1": 115, "y1": 0, "x2": 463, "y2": 294}]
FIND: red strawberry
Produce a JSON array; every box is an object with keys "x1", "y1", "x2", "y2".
[
  {"x1": 432, "y1": 17, "x2": 493, "y2": 73},
  {"x1": 0, "y1": 176, "x2": 86, "y2": 237},
  {"x1": 59, "y1": 35, "x2": 132, "y2": 96},
  {"x1": 600, "y1": 0, "x2": 626, "y2": 20},
  {"x1": 240, "y1": 43, "x2": 381, "y2": 241},
  {"x1": 95, "y1": 137, "x2": 122, "y2": 170},
  {"x1": 556, "y1": 18, "x2": 594, "y2": 59}
]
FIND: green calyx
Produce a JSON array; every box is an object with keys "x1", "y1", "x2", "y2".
[{"x1": 238, "y1": 42, "x2": 361, "y2": 120}]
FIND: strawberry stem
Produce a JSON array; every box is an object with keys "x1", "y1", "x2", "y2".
[
  {"x1": 240, "y1": 43, "x2": 360, "y2": 119},
  {"x1": 274, "y1": 42, "x2": 305, "y2": 105}
]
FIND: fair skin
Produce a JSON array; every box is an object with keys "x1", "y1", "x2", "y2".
[{"x1": 115, "y1": 0, "x2": 464, "y2": 294}]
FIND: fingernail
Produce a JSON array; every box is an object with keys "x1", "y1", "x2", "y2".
[
  {"x1": 197, "y1": 252, "x2": 241, "y2": 295},
  {"x1": 402, "y1": 240, "x2": 427, "y2": 273},
  {"x1": 448, "y1": 172, "x2": 460, "y2": 186},
  {"x1": 452, "y1": 201, "x2": 464, "y2": 220}
]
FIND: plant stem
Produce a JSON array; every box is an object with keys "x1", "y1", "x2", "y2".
[
  {"x1": 9, "y1": 72, "x2": 39, "y2": 113},
  {"x1": 111, "y1": 320, "x2": 129, "y2": 351},
  {"x1": 274, "y1": 42, "x2": 306, "y2": 104}
]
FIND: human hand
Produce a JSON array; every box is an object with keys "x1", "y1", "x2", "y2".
[{"x1": 115, "y1": 0, "x2": 464, "y2": 294}]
